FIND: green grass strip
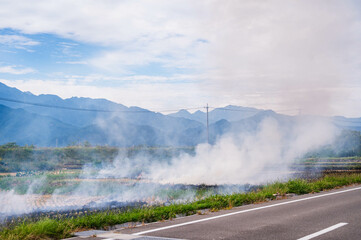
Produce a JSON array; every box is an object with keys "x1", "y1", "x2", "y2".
[{"x1": 1, "y1": 173, "x2": 361, "y2": 240}]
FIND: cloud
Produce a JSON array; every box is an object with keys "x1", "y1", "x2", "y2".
[
  {"x1": 0, "y1": 1, "x2": 204, "y2": 44},
  {"x1": 58, "y1": 61, "x2": 88, "y2": 65},
  {"x1": 88, "y1": 27, "x2": 207, "y2": 73},
  {"x1": 0, "y1": 0, "x2": 207, "y2": 72},
  {"x1": 0, "y1": 65, "x2": 36, "y2": 74},
  {"x1": 0, "y1": 34, "x2": 39, "y2": 50}
]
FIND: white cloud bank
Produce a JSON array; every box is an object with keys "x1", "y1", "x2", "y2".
[
  {"x1": 0, "y1": 34, "x2": 39, "y2": 50},
  {"x1": 0, "y1": 65, "x2": 35, "y2": 75},
  {"x1": 0, "y1": 0, "x2": 360, "y2": 116}
]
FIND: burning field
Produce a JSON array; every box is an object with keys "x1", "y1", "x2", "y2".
[
  {"x1": 1, "y1": 157, "x2": 360, "y2": 225},
  {"x1": 0, "y1": 116, "x2": 359, "y2": 227},
  {"x1": 0, "y1": 172, "x2": 236, "y2": 224},
  {"x1": 0, "y1": 192, "x2": 103, "y2": 215}
]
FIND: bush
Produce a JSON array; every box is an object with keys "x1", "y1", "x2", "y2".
[{"x1": 286, "y1": 179, "x2": 312, "y2": 194}]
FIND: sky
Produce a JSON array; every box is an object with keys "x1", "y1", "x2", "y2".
[{"x1": 0, "y1": 0, "x2": 360, "y2": 117}]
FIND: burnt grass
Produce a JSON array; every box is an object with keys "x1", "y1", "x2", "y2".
[
  {"x1": 1, "y1": 173, "x2": 361, "y2": 240},
  {"x1": 0, "y1": 200, "x2": 147, "y2": 229},
  {"x1": 0, "y1": 183, "x2": 244, "y2": 228}
]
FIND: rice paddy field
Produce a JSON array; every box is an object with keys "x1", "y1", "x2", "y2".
[
  {"x1": 293, "y1": 156, "x2": 361, "y2": 172},
  {"x1": 0, "y1": 156, "x2": 360, "y2": 221},
  {"x1": 0, "y1": 169, "x2": 232, "y2": 226}
]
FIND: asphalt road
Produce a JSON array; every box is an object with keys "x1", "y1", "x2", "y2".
[{"x1": 118, "y1": 185, "x2": 361, "y2": 240}]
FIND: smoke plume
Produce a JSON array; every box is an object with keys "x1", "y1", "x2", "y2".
[
  {"x1": 200, "y1": 1, "x2": 361, "y2": 116},
  {"x1": 127, "y1": 117, "x2": 336, "y2": 185}
]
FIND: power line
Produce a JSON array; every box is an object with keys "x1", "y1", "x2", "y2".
[
  {"x1": 0, "y1": 96, "x2": 204, "y2": 114},
  {"x1": 0, "y1": 96, "x2": 125, "y2": 113},
  {"x1": 0, "y1": 96, "x2": 299, "y2": 115}
]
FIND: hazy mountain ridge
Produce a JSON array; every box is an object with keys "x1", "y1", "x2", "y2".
[
  {"x1": 0, "y1": 82, "x2": 360, "y2": 147},
  {"x1": 169, "y1": 105, "x2": 262, "y2": 124},
  {"x1": 332, "y1": 116, "x2": 361, "y2": 131},
  {"x1": 0, "y1": 82, "x2": 205, "y2": 146},
  {"x1": 0, "y1": 104, "x2": 76, "y2": 146}
]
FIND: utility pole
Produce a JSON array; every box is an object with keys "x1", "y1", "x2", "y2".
[{"x1": 206, "y1": 103, "x2": 209, "y2": 144}]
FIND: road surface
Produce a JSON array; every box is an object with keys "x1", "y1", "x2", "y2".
[{"x1": 66, "y1": 184, "x2": 361, "y2": 240}]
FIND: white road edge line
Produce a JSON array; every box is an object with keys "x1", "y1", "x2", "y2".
[
  {"x1": 133, "y1": 186, "x2": 361, "y2": 236},
  {"x1": 297, "y1": 222, "x2": 348, "y2": 240}
]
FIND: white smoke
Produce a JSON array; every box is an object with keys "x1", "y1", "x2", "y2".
[
  {"x1": 94, "y1": 116, "x2": 337, "y2": 185},
  {"x1": 145, "y1": 117, "x2": 336, "y2": 185},
  {"x1": 0, "y1": 190, "x2": 32, "y2": 218}
]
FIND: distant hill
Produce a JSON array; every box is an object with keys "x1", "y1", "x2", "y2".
[
  {"x1": 0, "y1": 82, "x2": 128, "y2": 127},
  {"x1": 0, "y1": 104, "x2": 76, "y2": 146},
  {"x1": 332, "y1": 116, "x2": 361, "y2": 132},
  {"x1": 0, "y1": 82, "x2": 204, "y2": 146},
  {"x1": 0, "y1": 82, "x2": 203, "y2": 130},
  {"x1": 0, "y1": 81, "x2": 360, "y2": 147},
  {"x1": 169, "y1": 105, "x2": 262, "y2": 124},
  {"x1": 0, "y1": 103, "x2": 205, "y2": 147}
]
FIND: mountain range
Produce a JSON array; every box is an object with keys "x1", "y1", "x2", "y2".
[{"x1": 0, "y1": 82, "x2": 360, "y2": 147}]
